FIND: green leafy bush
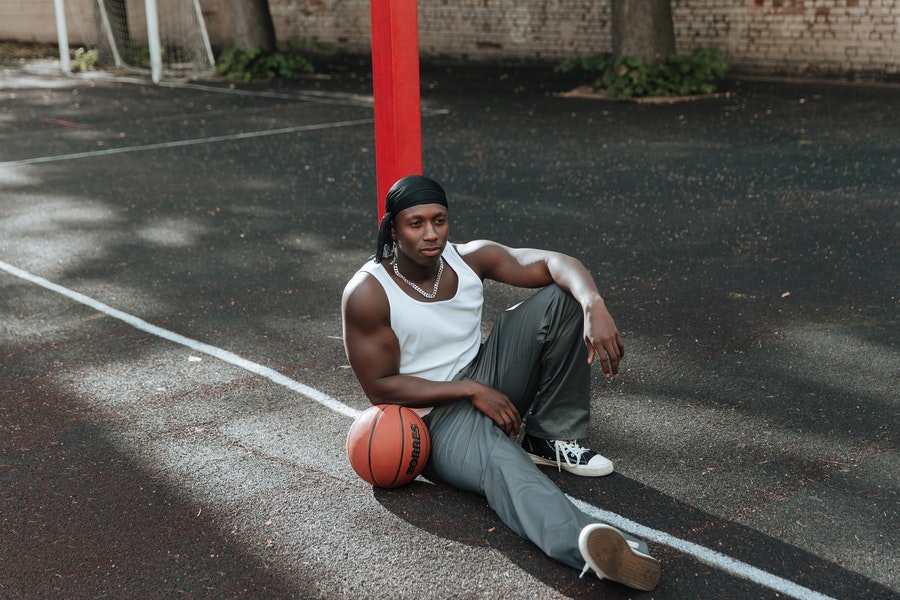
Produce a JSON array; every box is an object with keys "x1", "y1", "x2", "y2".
[
  {"x1": 121, "y1": 44, "x2": 154, "y2": 69},
  {"x1": 558, "y1": 47, "x2": 728, "y2": 99},
  {"x1": 215, "y1": 37, "x2": 334, "y2": 82},
  {"x1": 69, "y1": 47, "x2": 99, "y2": 72}
]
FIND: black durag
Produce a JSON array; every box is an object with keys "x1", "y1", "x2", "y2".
[{"x1": 374, "y1": 175, "x2": 448, "y2": 263}]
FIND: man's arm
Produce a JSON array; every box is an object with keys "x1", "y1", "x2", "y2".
[
  {"x1": 458, "y1": 240, "x2": 625, "y2": 378},
  {"x1": 341, "y1": 271, "x2": 522, "y2": 435}
]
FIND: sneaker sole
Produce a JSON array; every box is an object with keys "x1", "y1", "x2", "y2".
[
  {"x1": 579, "y1": 525, "x2": 660, "y2": 591},
  {"x1": 526, "y1": 453, "x2": 614, "y2": 477}
]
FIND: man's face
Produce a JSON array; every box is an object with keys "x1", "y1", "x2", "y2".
[{"x1": 391, "y1": 203, "x2": 449, "y2": 265}]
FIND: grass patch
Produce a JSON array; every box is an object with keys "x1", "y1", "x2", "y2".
[
  {"x1": 0, "y1": 41, "x2": 60, "y2": 60},
  {"x1": 557, "y1": 47, "x2": 728, "y2": 100},
  {"x1": 215, "y1": 37, "x2": 335, "y2": 82}
]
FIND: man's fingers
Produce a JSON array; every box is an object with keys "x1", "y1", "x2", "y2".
[
  {"x1": 607, "y1": 342, "x2": 623, "y2": 376},
  {"x1": 498, "y1": 415, "x2": 519, "y2": 436},
  {"x1": 493, "y1": 404, "x2": 521, "y2": 436},
  {"x1": 587, "y1": 341, "x2": 602, "y2": 365},
  {"x1": 608, "y1": 353, "x2": 619, "y2": 376},
  {"x1": 590, "y1": 341, "x2": 622, "y2": 378}
]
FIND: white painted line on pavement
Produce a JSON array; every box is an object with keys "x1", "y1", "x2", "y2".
[
  {"x1": 0, "y1": 78, "x2": 447, "y2": 168},
  {"x1": 0, "y1": 259, "x2": 838, "y2": 600},
  {"x1": 159, "y1": 80, "x2": 378, "y2": 107},
  {"x1": 0, "y1": 118, "x2": 376, "y2": 168},
  {"x1": 0, "y1": 259, "x2": 360, "y2": 419},
  {"x1": 155, "y1": 80, "x2": 448, "y2": 116},
  {"x1": 570, "y1": 498, "x2": 837, "y2": 600}
]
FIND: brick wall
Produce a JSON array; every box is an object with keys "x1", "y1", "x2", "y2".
[
  {"x1": 269, "y1": 0, "x2": 614, "y2": 62},
  {"x1": 0, "y1": 0, "x2": 59, "y2": 45},
  {"x1": 269, "y1": 0, "x2": 900, "y2": 77},
  {"x1": 3, "y1": 0, "x2": 898, "y2": 78},
  {"x1": 672, "y1": 0, "x2": 900, "y2": 77}
]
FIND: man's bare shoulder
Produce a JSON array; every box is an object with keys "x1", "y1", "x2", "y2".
[
  {"x1": 454, "y1": 240, "x2": 514, "y2": 276},
  {"x1": 342, "y1": 268, "x2": 388, "y2": 321},
  {"x1": 455, "y1": 239, "x2": 496, "y2": 253}
]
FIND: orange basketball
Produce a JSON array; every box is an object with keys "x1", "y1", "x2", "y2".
[{"x1": 346, "y1": 404, "x2": 431, "y2": 488}]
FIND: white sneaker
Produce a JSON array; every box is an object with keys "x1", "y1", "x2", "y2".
[
  {"x1": 521, "y1": 435, "x2": 614, "y2": 477},
  {"x1": 578, "y1": 524, "x2": 661, "y2": 591}
]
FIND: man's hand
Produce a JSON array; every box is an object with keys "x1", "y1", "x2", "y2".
[
  {"x1": 584, "y1": 302, "x2": 625, "y2": 379},
  {"x1": 469, "y1": 382, "x2": 522, "y2": 437}
]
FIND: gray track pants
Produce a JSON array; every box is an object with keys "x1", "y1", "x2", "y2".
[{"x1": 421, "y1": 284, "x2": 596, "y2": 569}]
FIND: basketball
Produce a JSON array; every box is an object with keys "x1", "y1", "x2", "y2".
[{"x1": 346, "y1": 404, "x2": 431, "y2": 488}]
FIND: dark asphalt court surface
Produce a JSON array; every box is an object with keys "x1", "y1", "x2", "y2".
[{"x1": 0, "y1": 57, "x2": 897, "y2": 599}]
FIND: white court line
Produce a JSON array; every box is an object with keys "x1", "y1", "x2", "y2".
[
  {"x1": 0, "y1": 118, "x2": 376, "y2": 168},
  {"x1": 0, "y1": 76, "x2": 447, "y2": 168},
  {"x1": 157, "y1": 80, "x2": 449, "y2": 117},
  {"x1": 87, "y1": 72, "x2": 450, "y2": 115},
  {"x1": 570, "y1": 498, "x2": 837, "y2": 600},
  {"x1": 159, "y1": 80, "x2": 381, "y2": 108},
  {"x1": 0, "y1": 259, "x2": 838, "y2": 600},
  {"x1": 98, "y1": 73, "x2": 375, "y2": 107},
  {"x1": 0, "y1": 260, "x2": 360, "y2": 418}
]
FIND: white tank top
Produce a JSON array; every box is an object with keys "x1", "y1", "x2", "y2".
[{"x1": 358, "y1": 243, "x2": 483, "y2": 386}]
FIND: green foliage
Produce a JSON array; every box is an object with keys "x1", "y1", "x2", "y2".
[
  {"x1": 215, "y1": 37, "x2": 335, "y2": 82},
  {"x1": 69, "y1": 47, "x2": 98, "y2": 72},
  {"x1": 557, "y1": 47, "x2": 728, "y2": 99},
  {"x1": 121, "y1": 44, "x2": 154, "y2": 69}
]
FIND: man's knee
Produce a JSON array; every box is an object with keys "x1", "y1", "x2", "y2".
[{"x1": 538, "y1": 284, "x2": 582, "y2": 322}]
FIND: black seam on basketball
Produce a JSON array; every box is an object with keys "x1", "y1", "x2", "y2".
[
  {"x1": 391, "y1": 404, "x2": 404, "y2": 486},
  {"x1": 367, "y1": 408, "x2": 381, "y2": 486}
]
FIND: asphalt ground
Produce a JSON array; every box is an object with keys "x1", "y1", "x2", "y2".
[{"x1": 0, "y1": 57, "x2": 897, "y2": 599}]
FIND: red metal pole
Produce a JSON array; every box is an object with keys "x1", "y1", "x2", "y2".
[{"x1": 370, "y1": 0, "x2": 423, "y2": 222}]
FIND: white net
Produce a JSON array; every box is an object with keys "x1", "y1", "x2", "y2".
[
  {"x1": 63, "y1": 0, "x2": 214, "y2": 79},
  {"x1": 155, "y1": 0, "x2": 215, "y2": 75}
]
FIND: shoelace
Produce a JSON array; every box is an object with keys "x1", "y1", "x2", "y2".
[{"x1": 551, "y1": 439, "x2": 590, "y2": 471}]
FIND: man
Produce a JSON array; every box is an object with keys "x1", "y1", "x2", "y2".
[{"x1": 341, "y1": 175, "x2": 660, "y2": 590}]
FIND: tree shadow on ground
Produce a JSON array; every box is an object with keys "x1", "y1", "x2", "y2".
[
  {"x1": 373, "y1": 471, "x2": 897, "y2": 599},
  {"x1": 0, "y1": 370, "x2": 310, "y2": 599}
]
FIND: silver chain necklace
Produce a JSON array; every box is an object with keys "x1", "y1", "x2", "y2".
[{"x1": 391, "y1": 255, "x2": 444, "y2": 299}]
